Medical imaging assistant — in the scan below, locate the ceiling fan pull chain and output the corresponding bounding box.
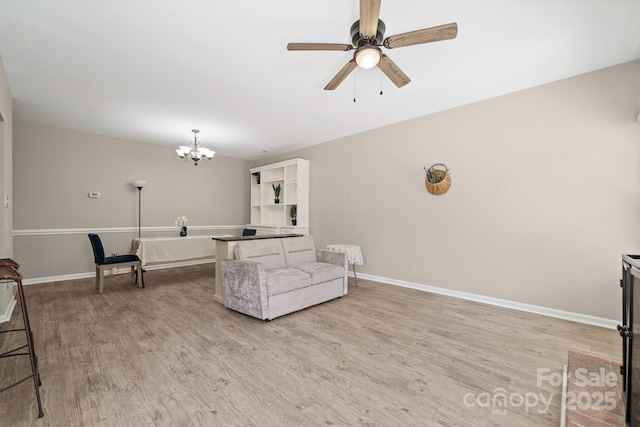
[380,70,383,95]
[353,70,357,102]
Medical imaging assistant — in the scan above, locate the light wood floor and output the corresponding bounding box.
[0,264,620,426]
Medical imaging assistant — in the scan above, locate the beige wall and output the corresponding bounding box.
[8,60,640,320]
[255,60,640,320]
[0,54,12,258]
[0,54,14,318]
[12,122,251,278]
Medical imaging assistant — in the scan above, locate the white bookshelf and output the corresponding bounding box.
[248,158,309,235]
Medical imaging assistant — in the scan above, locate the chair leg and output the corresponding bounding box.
[130,265,135,284]
[98,267,105,294]
[95,265,99,290]
[136,263,143,289]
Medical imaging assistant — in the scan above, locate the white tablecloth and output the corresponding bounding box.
[326,244,364,265]
[131,235,232,266]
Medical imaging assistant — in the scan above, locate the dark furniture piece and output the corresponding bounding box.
[242,228,257,236]
[620,254,640,427]
[0,258,43,418]
[88,233,143,293]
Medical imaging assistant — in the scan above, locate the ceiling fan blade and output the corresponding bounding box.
[359,0,381,38]
[287,43,353,51]
[377,54,410,88]
[383,22,458,49]
[324,60,357,90]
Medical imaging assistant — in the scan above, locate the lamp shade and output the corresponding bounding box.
[131,179,147,188]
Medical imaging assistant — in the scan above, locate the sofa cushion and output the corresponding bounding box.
[265,268,312,296]
[281,236,317,266]
[235,239,286,270]
[294,262,345,286]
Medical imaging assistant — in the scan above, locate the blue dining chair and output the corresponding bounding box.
[88,234,143,293]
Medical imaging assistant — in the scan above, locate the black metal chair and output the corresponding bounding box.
[242,228,257,236]
[0,259,44,418]
[88,234,143,293]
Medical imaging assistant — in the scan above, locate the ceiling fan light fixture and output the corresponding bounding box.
[287,1,458,90]
[355,46,381,69]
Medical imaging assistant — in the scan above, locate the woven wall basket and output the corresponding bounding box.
[425,168,451,195]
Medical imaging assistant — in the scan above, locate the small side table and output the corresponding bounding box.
[326,244,364,287]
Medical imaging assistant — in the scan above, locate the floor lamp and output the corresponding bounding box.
[131,180,146,238]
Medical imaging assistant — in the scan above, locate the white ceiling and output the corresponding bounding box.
[1,1,639,160]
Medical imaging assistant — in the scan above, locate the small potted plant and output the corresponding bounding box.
[272,183,281,204]
[252,172,261,184]
[424,163,451,195]
[175,216,188,236]
[290,204,297,226]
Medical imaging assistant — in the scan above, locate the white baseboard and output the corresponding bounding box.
[22,272,97,285]
[0,296,16,323]
[350,271,619,330]
[141,259,215,271]
[21,259,214,286]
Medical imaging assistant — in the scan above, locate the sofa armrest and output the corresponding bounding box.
[316,249,347,268]
[221,259,270,320]
[316,249,348,295]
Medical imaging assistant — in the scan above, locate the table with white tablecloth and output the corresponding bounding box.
[326,244,363,286]
[131,235,232,266]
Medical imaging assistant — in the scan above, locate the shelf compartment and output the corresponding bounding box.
[262,167,285,183]
[251,185,261,206]
[284,182,297,205]
[260,205,285,226]
[285,163,298,182]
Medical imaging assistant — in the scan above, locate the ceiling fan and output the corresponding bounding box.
[287,0,458,90]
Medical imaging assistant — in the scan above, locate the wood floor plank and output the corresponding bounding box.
[0,264,620,426]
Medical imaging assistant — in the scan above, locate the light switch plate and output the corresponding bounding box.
[88,192,101,198]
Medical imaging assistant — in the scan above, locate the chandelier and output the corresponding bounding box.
[176,129,215,166]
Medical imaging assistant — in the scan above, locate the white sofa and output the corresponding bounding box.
[221,236,348,320]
